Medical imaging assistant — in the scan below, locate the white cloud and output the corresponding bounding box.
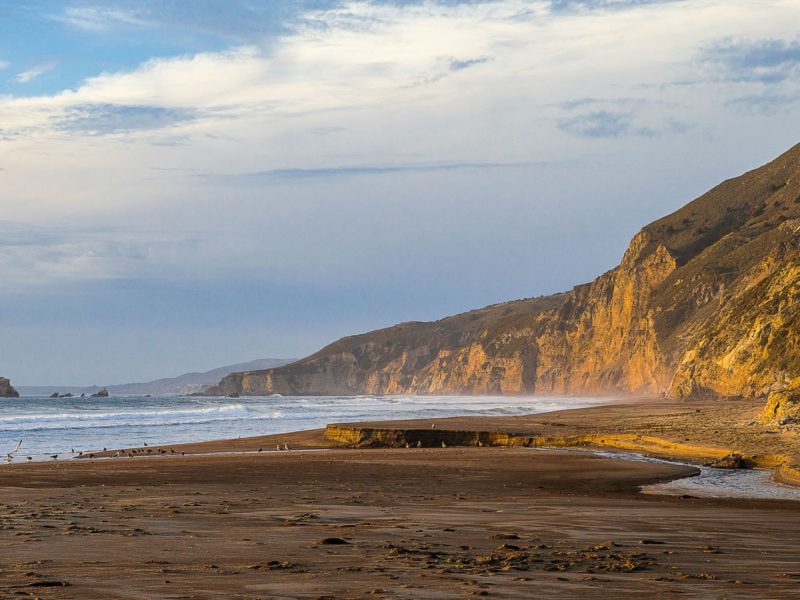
[0,221,236,289]
[0,0,799,287]
[53,6,146,32]
[16,61,57,83]
[4,1,796,135]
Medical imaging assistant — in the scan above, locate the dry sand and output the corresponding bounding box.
[2,399,800,599]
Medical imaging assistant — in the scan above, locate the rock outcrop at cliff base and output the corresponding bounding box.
[760,387,800,426]
[0,378,19,398]
[202,143,800,402]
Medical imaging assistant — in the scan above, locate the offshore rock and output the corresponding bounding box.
[0,378,20,398]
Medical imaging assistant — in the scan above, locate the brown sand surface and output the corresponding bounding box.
[2,444,800,599]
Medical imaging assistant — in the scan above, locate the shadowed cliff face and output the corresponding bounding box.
[204,144,800,400]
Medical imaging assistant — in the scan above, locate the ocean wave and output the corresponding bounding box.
[0,403,247,423]
[0,395,611,456]
[0,403,280,432]
[5,413,285,433]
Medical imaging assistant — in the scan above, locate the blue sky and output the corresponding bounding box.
[1,0,799,385]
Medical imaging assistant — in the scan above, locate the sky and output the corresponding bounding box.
[1,0,800,385]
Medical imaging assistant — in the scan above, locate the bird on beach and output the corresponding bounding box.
[258,448,263,452]
[143,442,149,447]
[50,454,58,460]
[7,439,23,461]
[283,444,290,451]
[276,444,281,451]
[26,456,32,461]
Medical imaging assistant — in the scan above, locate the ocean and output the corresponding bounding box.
[0,394,610,461]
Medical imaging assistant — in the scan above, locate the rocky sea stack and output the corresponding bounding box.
[0,378,20,398]
[202,144,800,404]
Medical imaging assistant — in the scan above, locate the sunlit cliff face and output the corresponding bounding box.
[203,144,800,401]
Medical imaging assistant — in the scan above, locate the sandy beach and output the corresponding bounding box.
[0,398,799,599]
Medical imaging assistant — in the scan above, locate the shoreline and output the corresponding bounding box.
[11,395,798,490]
[0,392,613,464]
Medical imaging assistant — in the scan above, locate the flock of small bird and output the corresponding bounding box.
[6,439,292,462]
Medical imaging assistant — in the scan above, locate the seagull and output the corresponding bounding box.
[143,442,149,447]
[276,444,281,451]
[50,454,58,460]
[283,444,289,451]
[26,456,32,461]
[7,439,22,460]
[258,448,263,453]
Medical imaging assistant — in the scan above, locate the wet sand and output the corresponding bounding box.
[2,398,800,598]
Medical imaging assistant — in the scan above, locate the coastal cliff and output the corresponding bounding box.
[203,144,800,400]
[0,378,19,398]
